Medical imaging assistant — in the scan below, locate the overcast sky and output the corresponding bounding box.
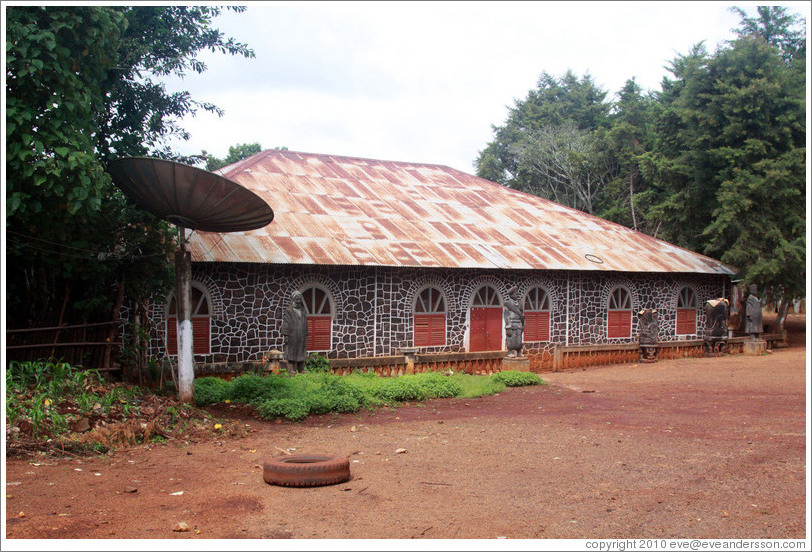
[164,1,810,173]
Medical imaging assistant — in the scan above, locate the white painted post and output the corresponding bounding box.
[175,244,194,403]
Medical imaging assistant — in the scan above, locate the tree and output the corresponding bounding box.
[204,142,264,171]
[699,34,806,330]
[475,70,612,196]
[643,11,806,331]
[729,5,806,64]
[600,79,657,232]
[6,6,254,333]
[511,121,613,215]
[638,43,719,251]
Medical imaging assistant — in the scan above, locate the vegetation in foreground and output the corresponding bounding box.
[5,360,244,457]
[194,368,545,422]
[5,360,544,456]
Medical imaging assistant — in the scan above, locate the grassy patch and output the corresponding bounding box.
[195,369,545,422]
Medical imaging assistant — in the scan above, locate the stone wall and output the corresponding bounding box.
[145,264,728,367]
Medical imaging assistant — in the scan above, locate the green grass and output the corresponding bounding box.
[194,369,546,422]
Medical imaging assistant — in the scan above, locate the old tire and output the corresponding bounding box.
[263,454,351,487]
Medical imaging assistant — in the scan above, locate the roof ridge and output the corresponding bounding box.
[267,148,460,171]
[216,149,280,177]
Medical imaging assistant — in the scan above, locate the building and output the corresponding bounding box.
[146,149,734,373]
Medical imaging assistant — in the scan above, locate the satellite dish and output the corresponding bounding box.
[108,157,273,232]
[107,156,274,404]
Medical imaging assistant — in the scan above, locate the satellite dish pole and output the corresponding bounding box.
[175,228,194,403]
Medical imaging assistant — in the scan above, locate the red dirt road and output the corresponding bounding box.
[4,318,808,543]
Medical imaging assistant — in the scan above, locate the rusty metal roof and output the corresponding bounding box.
[187,149,733,275]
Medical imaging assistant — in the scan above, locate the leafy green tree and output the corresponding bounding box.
[6,6,254,330]
[699,34,806,327]
[644,10,806,329]
[600,79,657,232]
[475,70,612,196]
[638,43,719,251]
[511,121,613,214]
[729,5,806,64]
[204,142,264,171]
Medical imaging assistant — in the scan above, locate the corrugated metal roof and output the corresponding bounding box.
[188,150,734,275]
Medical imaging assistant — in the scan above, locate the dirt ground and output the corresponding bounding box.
[4,315,808,543]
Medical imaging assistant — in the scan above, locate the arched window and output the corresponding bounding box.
[413,287,446,347]
[469,285,502,351]
[524,287,551,342]
[607,286,632,339]
[302,285,332,352]
[676,286,698,335]
[472,285,501,308]
[167,284,211,355]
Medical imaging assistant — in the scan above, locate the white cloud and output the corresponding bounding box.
[163,1,810,173]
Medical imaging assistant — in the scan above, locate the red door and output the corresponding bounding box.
[470,307,502,351]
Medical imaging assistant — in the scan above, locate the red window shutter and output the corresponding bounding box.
[192,316,210,355]
[676,308,696,335]
[166,316,210,355]
[414,315,430,347]
[415,314,446,347]
[307,315,332,351]
[167,317,177,355]
[525,311,550,342]
[608,310,632,339]
[429,314,446,346]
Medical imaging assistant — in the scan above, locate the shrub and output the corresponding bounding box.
[417,372,463,398]
[328,394,361,413]
[197,366,542,424]
[255,397,311,421]
[445,374,504,398]
[372,376,429,403]
[320,375,368,404]
[228,373,287,403]
[302,392,333,415]
[491,370,545,387]
[305,353,331,373]
[194,377,231,406]
[304,391,361,415]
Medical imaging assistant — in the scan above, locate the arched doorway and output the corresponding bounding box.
[607,286,632,339]
[469,285,502,351]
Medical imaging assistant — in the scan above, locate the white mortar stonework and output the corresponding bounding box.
[142,264,726,370]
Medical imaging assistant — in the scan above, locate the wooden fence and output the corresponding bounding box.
[5,322,122,372]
